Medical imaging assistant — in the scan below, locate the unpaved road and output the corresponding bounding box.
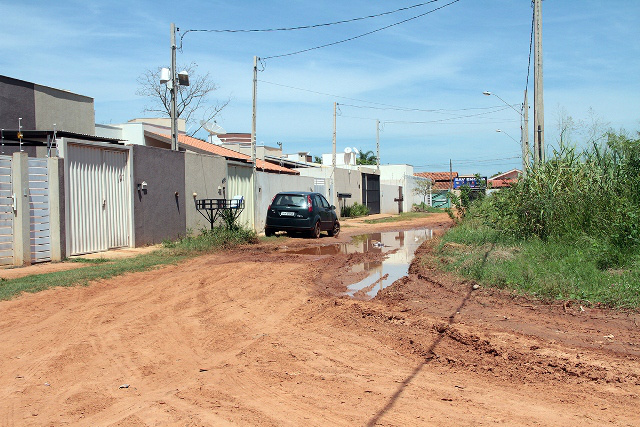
[1,213,639,426]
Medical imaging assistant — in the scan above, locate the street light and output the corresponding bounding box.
[496,129,519,144]
[483,91,530,176]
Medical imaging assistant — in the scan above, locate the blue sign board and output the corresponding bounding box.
[453,177,487,189]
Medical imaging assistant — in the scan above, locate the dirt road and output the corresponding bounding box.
[1,213,639,426]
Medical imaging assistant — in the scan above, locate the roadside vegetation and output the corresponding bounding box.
[424,130,640,308]
[0,226,258,301]
[341,202,370,218]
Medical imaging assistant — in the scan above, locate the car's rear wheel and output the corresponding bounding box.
[328,220,340,237]
[310,220,321,238]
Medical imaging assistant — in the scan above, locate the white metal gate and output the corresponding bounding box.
[28,158,51,263]
[0,155,13,266]
[67,143,131,255]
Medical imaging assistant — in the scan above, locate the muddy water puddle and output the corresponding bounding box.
[286,228,434,299]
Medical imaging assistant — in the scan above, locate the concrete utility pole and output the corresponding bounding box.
[251,56,258,168]
[332,102,337,209]
[170,23,178,151]
[522,89,530,176]
[251,56,258,230]
[533,0,545,164]
[376,119,380,172]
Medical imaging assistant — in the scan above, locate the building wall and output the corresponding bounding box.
[298,166,363,209]
[0,75,36,130]
[34,84,94,134]
[254,171,316,231]
[380,184,401,214]
[184,152,227,233]
[132,145,186,245]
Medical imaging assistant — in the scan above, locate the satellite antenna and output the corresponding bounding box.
[353,147,360,155]
[201,120,226,135]
[344,147,352,154]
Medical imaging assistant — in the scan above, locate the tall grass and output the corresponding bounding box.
[430,130,640,308]
[487,131,640,268]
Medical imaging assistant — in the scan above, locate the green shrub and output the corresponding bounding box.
[341,202,369,218]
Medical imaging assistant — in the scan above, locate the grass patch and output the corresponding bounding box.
[429,224,640,309]
[68,257,111,264]
[0,226,258,301]
[364,211,439,224]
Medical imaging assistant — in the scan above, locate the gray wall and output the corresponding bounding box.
[0,75,94,134]
[0,75,36,130]
[184,151,228,233]
[255,171,316,231]
[132,145,186,246]
[34,84,95,134]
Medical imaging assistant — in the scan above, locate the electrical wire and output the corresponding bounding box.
[181,1,439,39]
[337,102,517,115]
[262,0,461,60]
[525,5,534,95]
[259,80,509,116]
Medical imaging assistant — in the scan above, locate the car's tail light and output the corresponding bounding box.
[268,195,276,211]
[307,195,313,212]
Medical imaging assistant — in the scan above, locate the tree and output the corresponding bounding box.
[413,178,432,204]
[356,149,377,165]
[314,155,323,164]
[136,63,229,136]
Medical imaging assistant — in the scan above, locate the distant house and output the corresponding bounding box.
[488,169,521,190]
[414,171,458,208]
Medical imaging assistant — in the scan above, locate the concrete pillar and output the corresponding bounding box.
[48,157,64,261]
[12,152,30,266]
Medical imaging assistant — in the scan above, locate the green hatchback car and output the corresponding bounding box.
[264,191,340,238]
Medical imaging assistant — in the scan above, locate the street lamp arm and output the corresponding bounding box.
[483,91,523,117]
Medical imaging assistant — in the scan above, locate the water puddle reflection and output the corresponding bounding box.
[285,228,434,299]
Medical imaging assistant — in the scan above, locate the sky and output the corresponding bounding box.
[2,0,639,176]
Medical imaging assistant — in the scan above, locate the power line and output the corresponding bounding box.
[263,0,461,59]
[181,1,439,38]
[525,5,535,93]
[383,106,514,124]
[259,80,510,116]
[337,102,516,115]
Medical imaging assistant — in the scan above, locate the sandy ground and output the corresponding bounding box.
[1,212,639,426]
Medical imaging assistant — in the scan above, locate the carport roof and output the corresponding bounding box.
[0,129,122,145]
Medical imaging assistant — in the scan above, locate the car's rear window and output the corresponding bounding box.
[272,194,307,207]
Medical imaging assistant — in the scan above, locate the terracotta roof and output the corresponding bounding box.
[488,178,516,188]
[147,132,298,175]
[490,169,521,181]
[414,171,457,191]
[415,171,458,182]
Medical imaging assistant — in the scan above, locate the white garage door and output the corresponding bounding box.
[67,143,131,255]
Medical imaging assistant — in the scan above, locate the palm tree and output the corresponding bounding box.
[356,149,377,165]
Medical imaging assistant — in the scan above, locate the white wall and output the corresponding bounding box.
[95,122,146,145]
[380,183,401,214]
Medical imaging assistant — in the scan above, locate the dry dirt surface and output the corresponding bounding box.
[1,213,639,426]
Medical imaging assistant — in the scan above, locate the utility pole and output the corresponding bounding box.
[449,159,453,191]
[376,119,380,172]
[332,102,337,209]
[170,23,178,151]
[251,56,258,230]
[522,89,530,177]
[533,0,544,164]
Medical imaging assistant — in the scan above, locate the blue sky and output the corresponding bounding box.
[2,0,639,175]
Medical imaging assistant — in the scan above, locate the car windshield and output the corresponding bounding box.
[272,194,307,208]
